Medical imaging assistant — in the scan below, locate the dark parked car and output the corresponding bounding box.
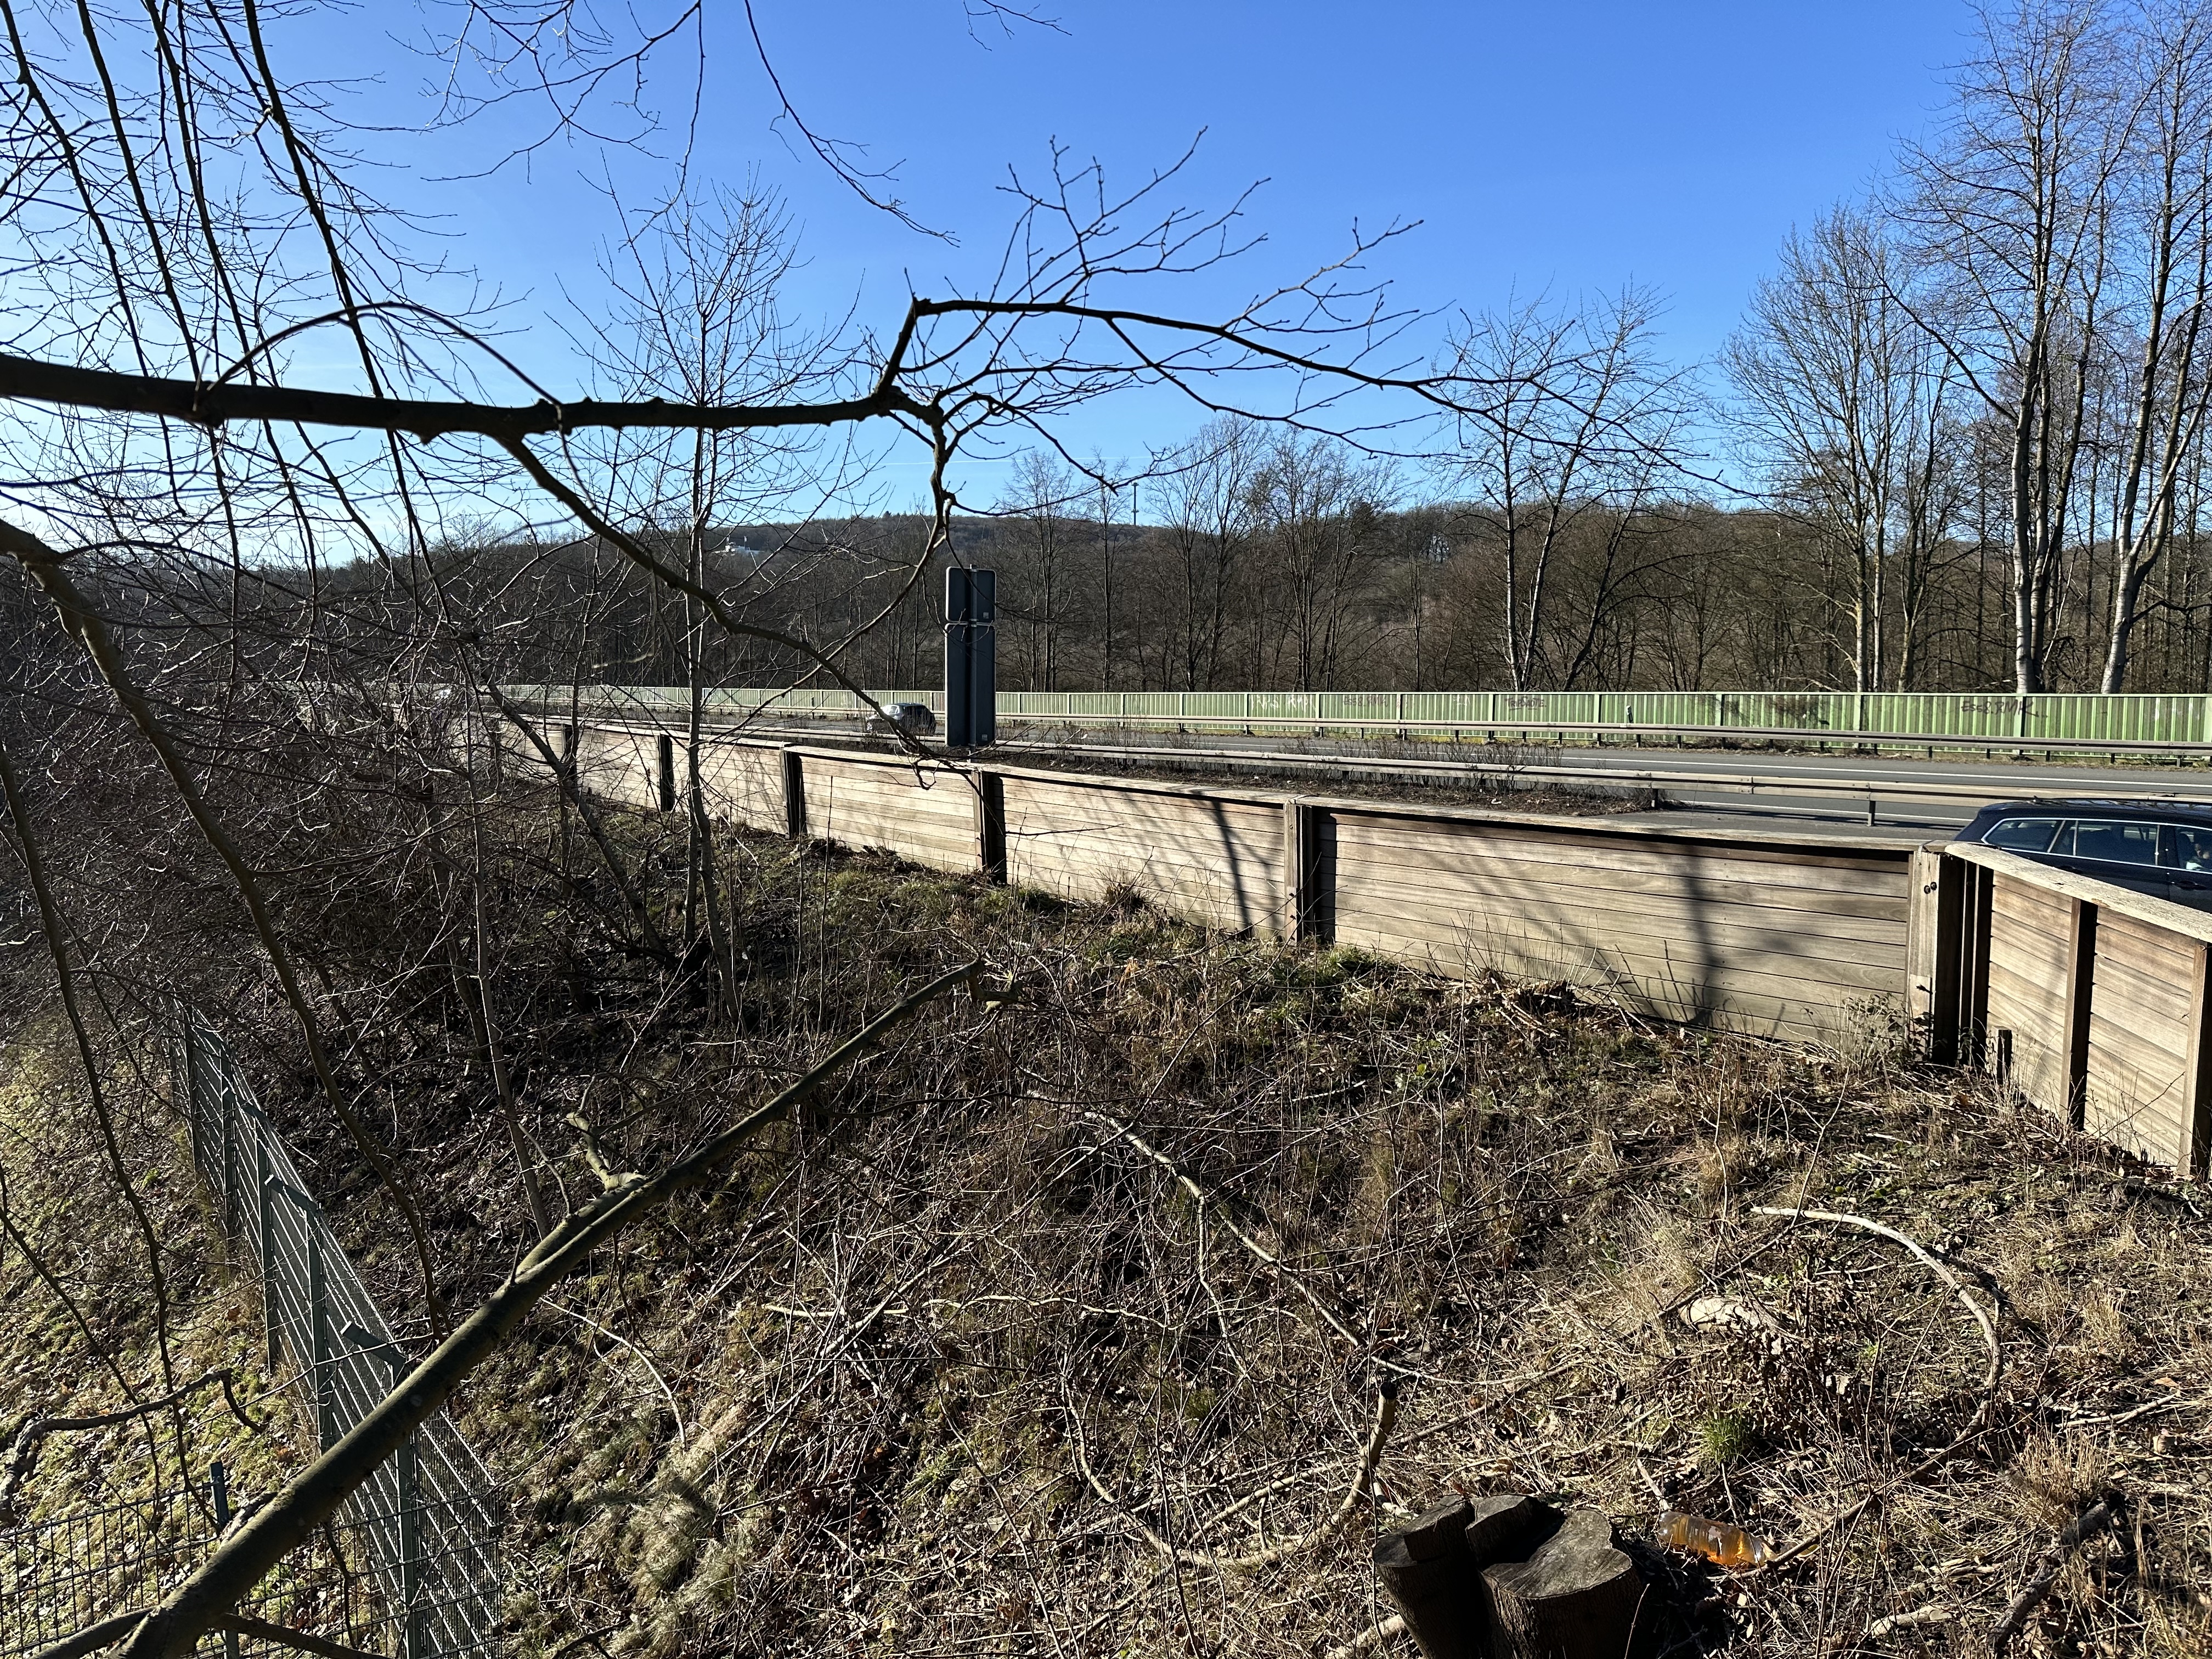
[1956,798,2212,908]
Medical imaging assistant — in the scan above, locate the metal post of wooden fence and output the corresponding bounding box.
[656,733,676,812]
[1281,800,1319,945]
[974,769,1006,883]
[781,748,806,840]
[2060,900,2098,1131]
[1965,862,1994,1069]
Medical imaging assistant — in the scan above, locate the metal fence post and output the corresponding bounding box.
[350,1329,424,1659]
[219,1076,237,1235]
[179,1015,202,1169]
[308,1217,331,1449]
[392,1359,424,1659]
[256,1132,278,1370]
[211,1462,240,1659]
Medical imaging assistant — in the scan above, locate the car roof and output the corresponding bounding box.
[1977,798,2212,821]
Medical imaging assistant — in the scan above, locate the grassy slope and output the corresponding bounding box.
[0,1012,308,1636]
[7,805,2209,1659]
[292,828,2212,1659]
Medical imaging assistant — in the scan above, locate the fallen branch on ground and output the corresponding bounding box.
[83,961,990,1659]
[1750,1206,2001,1407]
[1,1370,257,1524]
[1989,1494,2124,1654]
[38,1611,381,1659]
[1746,1205,2006,1571]
[1322,1613,1408,1659]
[1066,1379,1398,1572]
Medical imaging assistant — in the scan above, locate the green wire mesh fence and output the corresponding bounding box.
[173,1007,503,1658]
[0,1013,506,1659]
[505,685,2212,753]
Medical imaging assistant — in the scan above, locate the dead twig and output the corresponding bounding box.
[1989,1493,2124,1654]
[1751,1206,2001,1408]
[1068,1380,1399,1572]
[1,1370,243,1524]
[1322,1613,1409,1659]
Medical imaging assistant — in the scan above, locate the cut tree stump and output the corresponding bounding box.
[1375,1494,1642,1659]
[1480,1507,1643,1659]
[1373,1498,1481,1659]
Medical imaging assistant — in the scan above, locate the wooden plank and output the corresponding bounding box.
[1330,869,1908,946]
[1330,816,1907,891]
[1328,903,1905,998]
[1005,796,1287,930]
[1329,843,1911,924]
[1331,883,1906,972]
[1985,879,2073,1121]
[1006,808,1285,859]
[1329,926,1861,1040]
[2092,913,2200,979]
[2087,908,2200,1169]
[694,747,787,831]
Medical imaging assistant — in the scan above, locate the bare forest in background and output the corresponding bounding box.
[433,0,2212,699]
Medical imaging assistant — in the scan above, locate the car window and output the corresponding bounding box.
[2162,824,2212,871]
[2068,819,2162,867]
[1984,816,2061,853]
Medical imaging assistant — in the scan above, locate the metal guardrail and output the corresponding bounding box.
[507,685,2212,756]
[174,1009,501,1658]
[976,738,2212,813]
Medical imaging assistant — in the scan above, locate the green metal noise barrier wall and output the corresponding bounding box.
[175,1009,503,1658]
[510,686,2212,751]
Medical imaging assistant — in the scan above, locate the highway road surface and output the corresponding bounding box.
[729,715,2212,843]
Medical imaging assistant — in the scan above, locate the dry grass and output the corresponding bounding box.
[8,792,2210,1659]
[257,816,2211,1659]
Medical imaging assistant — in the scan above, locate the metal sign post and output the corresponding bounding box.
[944,567,996,748]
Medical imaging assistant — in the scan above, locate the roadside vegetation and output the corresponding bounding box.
[10,785,2207,1658]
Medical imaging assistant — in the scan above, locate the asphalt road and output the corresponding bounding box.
[733,715,2212,842]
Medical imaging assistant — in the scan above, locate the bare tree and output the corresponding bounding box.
[1729,207,1969,691]
[1893,0,2136,692]
[1246,432,1397,690]
[2099,0,2212,687]
[1151,417,1259,691]
[1444,287,1695,690]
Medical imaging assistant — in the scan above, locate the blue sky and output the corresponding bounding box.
[339,1,1985,507]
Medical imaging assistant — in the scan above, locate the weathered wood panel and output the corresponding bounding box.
[573,725,659,811]
[2085,912,2196,1165]
[1001,773,1288,936]
[1983,874,2074,1120]
[1323,809,1910,1041]
[694,741,789,833]
[803,751,979,874]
